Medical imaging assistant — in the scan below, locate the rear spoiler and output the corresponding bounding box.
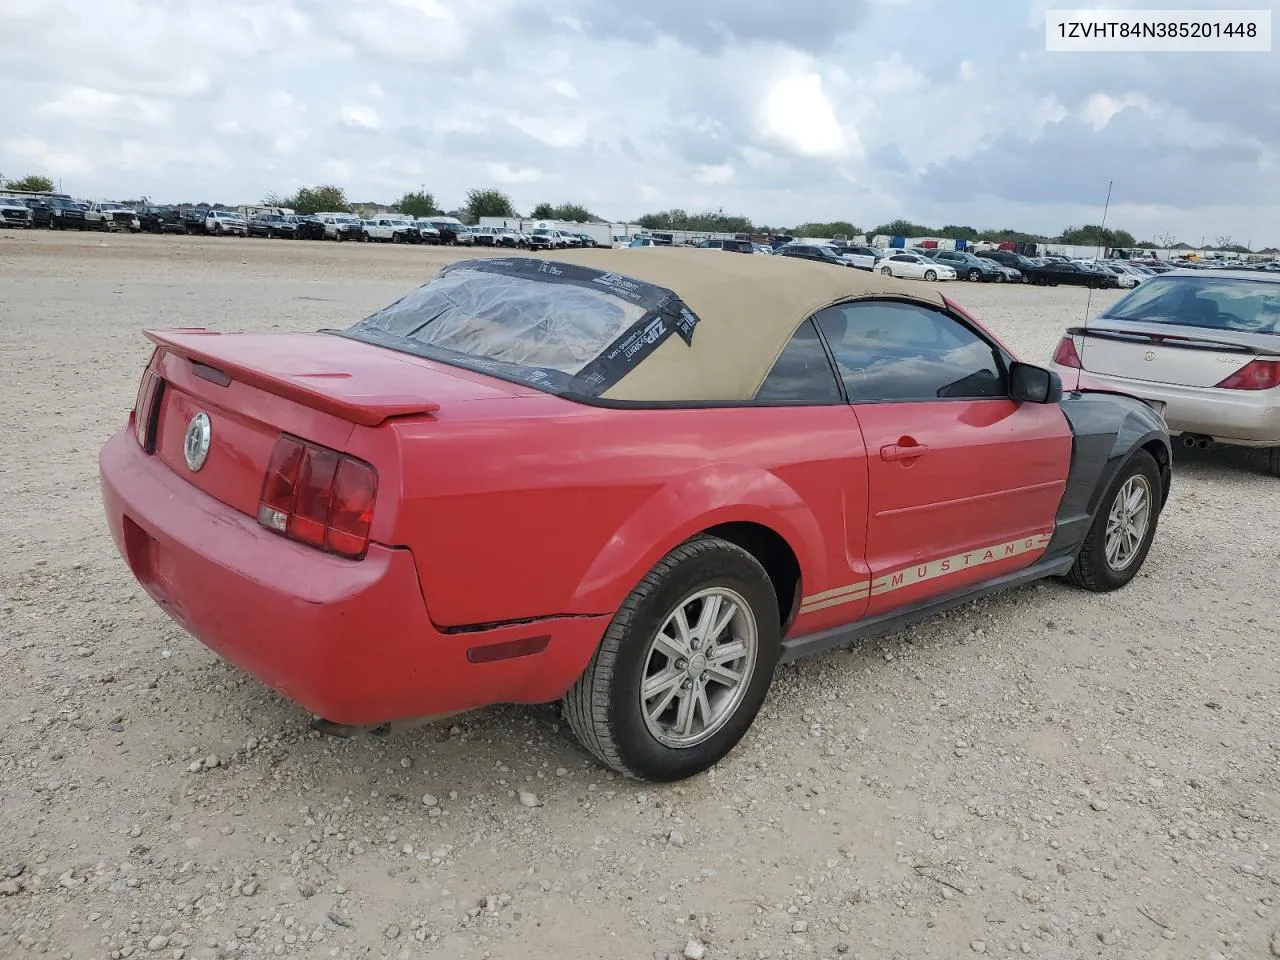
[144,328,441,427]
[1066,325,1280,357]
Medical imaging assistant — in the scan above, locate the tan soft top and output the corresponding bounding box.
[538,247,948,402]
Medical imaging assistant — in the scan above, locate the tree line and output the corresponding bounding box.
[4,172,1253,251]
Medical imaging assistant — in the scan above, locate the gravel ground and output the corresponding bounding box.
[1,230,1277,960]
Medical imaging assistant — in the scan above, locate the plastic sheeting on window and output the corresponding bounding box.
[351,266,647,375]
[340,258,701,397]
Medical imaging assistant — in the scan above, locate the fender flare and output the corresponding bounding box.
[567,463,828,616]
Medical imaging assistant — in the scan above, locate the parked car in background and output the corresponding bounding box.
[99,249,1170,781]
[205,209,248,236]
[529,228,569,250]
[178,208,208,234]
[286,214,327,241]
[877,252,957,281]
[412,221,441,244]
[248,213,299,239]
[925,249,1003,282]
[362,217,421,244]
[697,238,756,254]
[316,214,363,241]
[1023,260,1116,288]
[86,202,141,232]
[831,244,884,270]
[470,225,498,246]
[1050,270,1280,473]
[30,196,91,230]
[0,195,34,228]
[978,258,1025,283]
[627,236,661,248]
[488,226,522,248]
[424,217,471,244]
[775,243,854,268]
[981,249,1039,274]
[137,205,184,234]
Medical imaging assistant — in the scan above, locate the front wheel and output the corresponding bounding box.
[1068,450,1162,592]
[924,269,937,281]
[563,536,780,781]
[967,268,981,281]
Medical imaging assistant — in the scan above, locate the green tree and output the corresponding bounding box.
[395,190,438,218]
[938,224,978,241]
[530,202,597,222]
[636,208,756,235]
[1059,224,1136,248]
[794,221,861,238]
[465,188,517,222]
[5,174,55,192]
[975,227,1044,245]
[287,185,350,215]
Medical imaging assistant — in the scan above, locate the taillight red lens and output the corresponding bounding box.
[1214,359,1280,390]
[132,364,164,452]
[257,436,378,559]
[1052,336,1082,368]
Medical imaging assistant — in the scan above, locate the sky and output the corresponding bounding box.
[1,0,1276,245]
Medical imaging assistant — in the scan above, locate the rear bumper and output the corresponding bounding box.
[1050,365,1280,445]
[99,427,609,724]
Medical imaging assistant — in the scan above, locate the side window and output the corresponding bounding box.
[891,255,911,262]
[814,301,1005,403]
[754,319,844,404]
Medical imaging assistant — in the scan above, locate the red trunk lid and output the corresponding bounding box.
[142,329,536,519]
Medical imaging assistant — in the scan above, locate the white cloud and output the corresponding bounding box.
[486,162,542,184]
[759,73,850,158]
[549,79,579,99]
[340,103,381,130]
[696,163,734,185]
[1079,92,1153,131]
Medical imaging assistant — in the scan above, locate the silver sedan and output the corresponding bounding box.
[1049,270,1280,474]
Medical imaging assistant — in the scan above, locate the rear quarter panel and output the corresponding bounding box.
[357,397,869,628]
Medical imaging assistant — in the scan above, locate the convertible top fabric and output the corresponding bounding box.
[540,248,948,402]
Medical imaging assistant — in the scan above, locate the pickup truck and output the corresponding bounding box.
[86,202,141,232]
[0,196,34,228]
[361,217,421,243]
[316,214,363,241]
[831,244,883,270]
[205,209,248,236]
[137,206,185,233]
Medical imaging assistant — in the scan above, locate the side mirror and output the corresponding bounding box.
[1009,361,1063,404]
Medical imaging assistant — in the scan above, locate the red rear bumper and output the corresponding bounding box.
[99,427,608,725]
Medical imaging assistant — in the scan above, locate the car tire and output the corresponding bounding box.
[1068,449,1162,592]
[563,535,781,782]
[967,268,980,281]
[924,269,937,281]
[1265,447,1280,478]
[213,223,223,236]
[880,266,893,276]
[996,273,1006,283]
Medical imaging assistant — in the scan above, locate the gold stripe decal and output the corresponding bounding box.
[799,532,1053,614]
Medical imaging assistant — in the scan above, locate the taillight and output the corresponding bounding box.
[1214,358,1280,390]
[256,436,378,559]
[1052,336,1082,369]
[132,361,164,452]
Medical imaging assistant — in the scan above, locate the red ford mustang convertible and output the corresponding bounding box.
[100,250,1171,781]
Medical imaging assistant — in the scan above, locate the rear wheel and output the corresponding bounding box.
[1068,450,1162,591]
[880,266,893,276]
[564,536,780,781]
[1266,447,1280,478]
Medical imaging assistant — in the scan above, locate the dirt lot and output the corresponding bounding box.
[1,230,1276,960]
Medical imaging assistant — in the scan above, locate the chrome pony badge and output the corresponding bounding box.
[184,412,212,472]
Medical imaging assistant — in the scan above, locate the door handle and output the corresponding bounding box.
[880,440,929,462]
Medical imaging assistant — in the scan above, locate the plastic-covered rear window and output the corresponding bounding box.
[338,258,700,396]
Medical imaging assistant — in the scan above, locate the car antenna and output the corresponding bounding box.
[1073,178,1113,394]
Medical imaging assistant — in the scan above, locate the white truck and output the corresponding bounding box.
[86,202,141,232]
[361,217,421,243]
